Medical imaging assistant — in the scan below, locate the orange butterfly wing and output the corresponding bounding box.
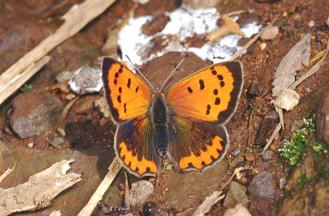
[166,62,243,124]
[115,115,160,177]
[102,58,159,177]
[102,58,152,123]
[166,61,243,171]
[168,116,228,172]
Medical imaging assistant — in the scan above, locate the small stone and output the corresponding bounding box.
[125,180,154,208]
[94,98,110,119]
[223,181,249,208]
[223,204,252,216]
[326,16,329,27]
[247,82,263,97]
[274,89,300,111]
[141,202,158,216]
[259,42,267,50]
[279,178,286,189]
[27,142,34,148]
[10,91,63,139]
[231,148,240,157]
[57,128,66,137]
[316,94,329,145]
[261,26,279,40]
[49,136,64,147]
[245,154,256,162]
[248,170,276,199]
[69,65,102,95]
[308,20,315,28]
[55,70,73,83]
[261,150,273,161]
[65,93,76,100]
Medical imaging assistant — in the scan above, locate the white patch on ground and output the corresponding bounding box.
[118,5,261,65]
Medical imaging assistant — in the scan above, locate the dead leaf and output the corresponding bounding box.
[272,33,311,96]
[0,160,80,216]
[206,15,245,42]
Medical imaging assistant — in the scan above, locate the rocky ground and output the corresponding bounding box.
[0,0,328,215]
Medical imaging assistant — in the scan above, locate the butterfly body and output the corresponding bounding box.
[150,93,170,158]
[102,56,243,177]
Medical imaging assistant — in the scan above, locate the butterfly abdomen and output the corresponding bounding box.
[151,96,169,158]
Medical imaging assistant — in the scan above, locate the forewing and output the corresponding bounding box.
[168,116,229,171]
[115,115,160,177]
[166,61,243,124]
[102,57,152,123]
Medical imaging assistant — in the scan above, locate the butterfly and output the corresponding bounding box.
[101,56,243,177]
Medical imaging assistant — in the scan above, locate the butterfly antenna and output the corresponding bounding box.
[125,55,156,92]
[159,53,189,92]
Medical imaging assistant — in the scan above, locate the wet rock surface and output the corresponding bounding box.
[10,90,63,139]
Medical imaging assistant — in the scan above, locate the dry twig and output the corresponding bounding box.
[0,165,15,184]
[0,0,117,105]
[78,157,122,216]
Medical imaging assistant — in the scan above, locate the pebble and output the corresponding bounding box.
[260,26,279,40]
[223,181,249,208]
[223,204,252,216]
[69,65,102,95]
[49,136,64,147]
[27,142,34,148]
[316,94,329,145]
[326,16,329,27]
[55,70,73,83]
[231,148,240,157]
[274,89,300,111]
[279,178,287,189]
[245,154,256,162]
[261,150,273,161]
[10,91,63,139]
[248,170,276,199]
[141,202,158,216]
[57,128,66,137]
[94,98,110,119]
[308,20,315,28]
[125,180,154,208]
[259,42,267,50]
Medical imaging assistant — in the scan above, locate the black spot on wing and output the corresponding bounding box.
[117,95,121,103]
[199,79,205,90]
[188,87,193,93]
[135,86,139,93]
[213,89,218,95]
[206,104,211,115]
[127,78,131,88]
[217,74,224,80]
[220,81,225,87]
[118,87,122,93]
[214,97,221,105]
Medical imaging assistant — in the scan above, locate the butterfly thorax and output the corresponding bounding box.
[150,93,170,158]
